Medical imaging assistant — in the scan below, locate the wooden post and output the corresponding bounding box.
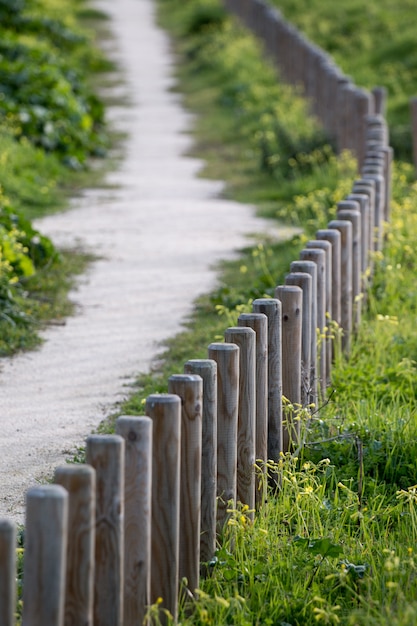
[224,326,256,516]
[86,435,125,626]
[168,375,202,597]
[208,343,239,531]
[275,285,302,452]
[285,272,312,407]
[252,298,283,463]
[306,239,333,386]
[290,260,318,406]
[145,394,181,622]
[238,313,268,507]
[411,97,417,177]
[316,229,342,327]
[184,359,217,565]
[337,201,362,330]
[362,172,385,251]
[54,465,96,626]
[115,416,152,626]
[355,88,372,168]
[298,248,326,399]
[353,179,376,264]
[22,485,68,626]
[373,86,387,116]
[364,147,393,224]
[0,519,16,626]
[328,220,353,354]
[347,193,370,277]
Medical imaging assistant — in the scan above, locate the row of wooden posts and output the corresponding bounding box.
[0,4,394,626]
[224,0,417,172]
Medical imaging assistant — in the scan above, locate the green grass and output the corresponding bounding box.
[96,1,417,624]
[0,0,112,355]
[268,0,417,161]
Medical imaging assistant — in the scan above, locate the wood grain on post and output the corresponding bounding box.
[252,298,282,463]
[305,240,332,386]
[168,375,202,597]
[362,172,385,251]
[22,485,68,626]
[411,97,417,176]
[353,179,376,264]
[337,201,362,330]
[145,394,181,622]
[285,272,312,407]
[329,220,353,354]
[355,88,372,168]
[290,260,318,406]
[339,82,357,156]
[0,519,16,626]
[115,416,152,626]
[306,240,332,321]
[316,229,342,327]
[86,434,124,626]
[184,359,217,565]
[275,285,302,452]
[365,147,393,223]
[299,248,326,397]
[225,326,256,516]
[347,193,370,277]
[238,313,268,507]
[54,465,96,626]
[208,343,239,531]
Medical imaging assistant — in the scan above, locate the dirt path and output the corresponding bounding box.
[0,0,284,522]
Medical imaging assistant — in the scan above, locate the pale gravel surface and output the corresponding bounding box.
[0,0,290,523]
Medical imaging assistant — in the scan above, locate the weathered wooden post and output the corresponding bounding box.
[54,465,96,626]
[316,229,341,326]
[252,298,283,464]
[22,485,68,626]
[115,416,152,626]
[208,342,239,531]
[328,219,353,354]
[275,285,303,451]
[355,88,373,168]
[353,178,376,263]
[145,394,181,623]
[347,193,370,279]
[225,326,256,516]
[285,272,312,407]
[238,312,268,507]
[337,200,362,330]
[373,86,387,116]
[411,97,417,177]
[184,359,217,565]
[0,519,16,626]
[362,171,385,251]
[86,434,124,626]
[306,239,333,383]
[364,147,393,224]
[168,375,202,597]
[290,260,318,406]
[300,247,327,395]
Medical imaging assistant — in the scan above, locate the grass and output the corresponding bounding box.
[0,0,112,354]
[268,0,417,162]
[94,1,417,624]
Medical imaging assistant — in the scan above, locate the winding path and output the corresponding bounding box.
[0,0,281,522]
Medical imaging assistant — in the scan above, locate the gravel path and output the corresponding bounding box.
[0,0,285,522]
